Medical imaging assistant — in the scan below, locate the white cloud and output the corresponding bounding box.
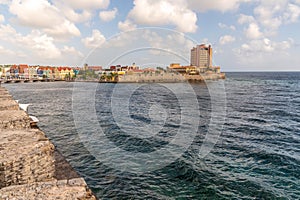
[53,0,110,23]
[9,0,81,39]
[245,23,263,39]
[99,8,118,22]
[219,35,236,45]
[19,30,62,59]
[0,24,17,37]
[236,1,300,41]
[230,25,236,31]
[62,46,84,58]
[187,0,250,12]
[60,0,109,10]
[0,0,9,4]
[234,37,295,67]
[0,46,14,55]
[253,1,300,29]
[118,19,137,32]
[239,38,293,54]
[0,24,61,59]
[127,0,197,33]
[9,0,62,27]
[0,24,86,63]
[82,29,106,48]
[237,1,300,39]
[283,3,300,23]
[103,30,139,49]
[0,15,4,23]
[140,30,195,59]
[238,14,255,24]
[55,3,92,23]
[253,2,283,32]
[218,23,236,30]
[43,21,80,39]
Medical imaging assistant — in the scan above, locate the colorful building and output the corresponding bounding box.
[57,67,75,80]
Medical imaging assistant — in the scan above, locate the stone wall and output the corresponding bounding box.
[117,72,225,83]
[0,94,13,100]
[0,130,55,188]
[0,87,97,200]
[119,72,186,83]
[0,88,12,100]
[0,100,20,111]
[0,110,31,129]
[0,178,96,200]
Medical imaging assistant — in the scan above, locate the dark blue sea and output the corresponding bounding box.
[4,72,300,199]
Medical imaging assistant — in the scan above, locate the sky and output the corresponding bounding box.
[0,0,300,71]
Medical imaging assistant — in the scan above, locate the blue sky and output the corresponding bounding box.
[0,0,300,71]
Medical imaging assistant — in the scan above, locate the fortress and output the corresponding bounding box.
[114,44,225,83]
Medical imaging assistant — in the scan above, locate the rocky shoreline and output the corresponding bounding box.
[0,86,97,200]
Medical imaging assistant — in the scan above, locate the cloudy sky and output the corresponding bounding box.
[0,0,300,71]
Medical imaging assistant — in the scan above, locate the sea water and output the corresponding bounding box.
[5,72,300,199]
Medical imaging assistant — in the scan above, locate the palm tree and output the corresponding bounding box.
[110,72,118,81]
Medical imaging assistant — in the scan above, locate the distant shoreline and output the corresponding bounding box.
[1,72,226,84]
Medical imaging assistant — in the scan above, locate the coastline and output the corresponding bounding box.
[98,72,225,83]
[0,86,97,199]
[1,72,225,85]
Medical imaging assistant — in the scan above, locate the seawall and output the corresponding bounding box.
[0,86,97,199]
[112,72,225,83]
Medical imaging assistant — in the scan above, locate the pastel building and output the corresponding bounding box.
[28,66,38,78]
[57,67,75,80]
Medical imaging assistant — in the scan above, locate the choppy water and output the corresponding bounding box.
[4,72,300,199]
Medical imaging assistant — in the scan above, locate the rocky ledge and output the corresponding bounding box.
[0,86,97,200]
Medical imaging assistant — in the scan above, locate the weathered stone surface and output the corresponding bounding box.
[0,91,9,96]
[0,91,9,94]
[0,87,98,200]
[118,72,186,83]
[0,178,97,200]
[116,72,226,83]
[0,110,31,129]
[0,99,19,111]
[0,87,8,91]
[0,94,13,100]
[0,129,55,188]
[0,88,12,100]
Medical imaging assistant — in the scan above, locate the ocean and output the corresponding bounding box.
[4,72,300,199]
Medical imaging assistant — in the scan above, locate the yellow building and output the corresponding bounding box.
[57,67,75,80]
[169,63,181,69]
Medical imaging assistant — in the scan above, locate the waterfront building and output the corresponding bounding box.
[57,67,75,80]
[87,66,102,71]
[18,64,28,78]
[38,67,55,79]
[168,44,222,75]
[190,44,212,68]
[169,63,181,68]
[28,66,38,79]
[110,66,117,71]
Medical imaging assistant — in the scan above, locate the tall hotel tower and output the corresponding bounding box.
[190,44,213,68]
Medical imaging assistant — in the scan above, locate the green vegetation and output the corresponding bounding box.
[100,72,118,82]
[78,69,98,79]
[156,67,166,72]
